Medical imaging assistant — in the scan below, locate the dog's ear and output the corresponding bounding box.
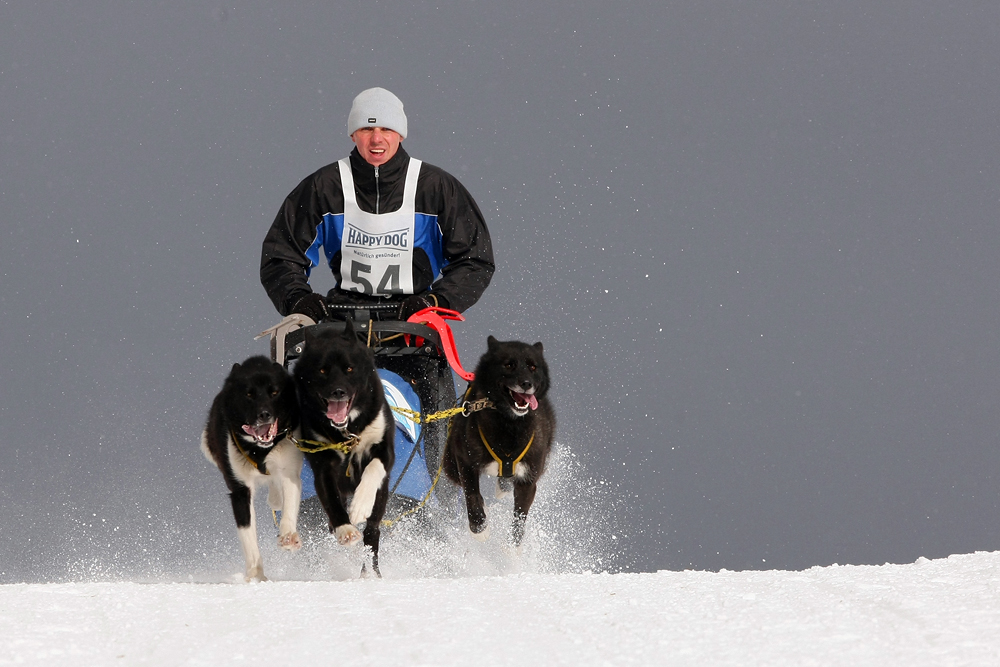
[343,318,357,339]
[533,342,544,353]
[487,335,499,351]
[231,362,242,373]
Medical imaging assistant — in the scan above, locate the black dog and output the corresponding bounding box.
[293,321,395,576]
[443,336,555,547]
[200,356,303,582]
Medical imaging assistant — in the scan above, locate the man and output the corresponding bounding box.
[261,88,493,511]
[261,87,494,323]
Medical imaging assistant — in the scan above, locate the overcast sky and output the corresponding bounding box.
[2,1,1000,580]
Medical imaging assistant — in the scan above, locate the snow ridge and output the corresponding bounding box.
[2,552,999,665]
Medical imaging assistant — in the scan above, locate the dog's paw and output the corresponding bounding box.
[244,566,268,583]
[334,524,362,546]
[278,531,302,551]
[470,523,491,542]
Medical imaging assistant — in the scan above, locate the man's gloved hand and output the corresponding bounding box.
[325,289,359,306]
[398,294,438,321]
[291,293,330,323]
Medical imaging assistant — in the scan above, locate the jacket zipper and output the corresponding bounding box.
[374,166,380,213]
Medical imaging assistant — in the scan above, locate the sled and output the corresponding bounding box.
[257,305,475,525]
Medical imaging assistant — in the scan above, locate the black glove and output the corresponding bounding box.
[325,289,361,306]
[290,293,330,322]
[398,294,439,320]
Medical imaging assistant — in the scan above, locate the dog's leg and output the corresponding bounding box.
[230,483,266,582]
[360,477,389,578]
[511,480,538,547]
[313,457,361,546]
[360,528,381,580]
[267,483,283,511]
[348,459,386,526]
[457,462,490,541]
[273,446,303,551]
[275,475,303,551]
[441,439,459,482]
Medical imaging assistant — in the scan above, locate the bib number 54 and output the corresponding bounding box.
[350,260,402,295]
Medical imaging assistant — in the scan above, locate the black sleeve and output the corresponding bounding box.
[426,171,495,313]
[260,168,344,315]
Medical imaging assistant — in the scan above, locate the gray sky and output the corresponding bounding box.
[2,1,1000,579]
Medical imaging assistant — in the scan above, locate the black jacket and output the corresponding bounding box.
[261,146,494,315]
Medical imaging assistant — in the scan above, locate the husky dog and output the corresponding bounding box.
[200,356,303,582]
[293,321,395,576]
[443,336,555,546]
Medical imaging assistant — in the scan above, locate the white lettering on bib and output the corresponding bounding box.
[338,158,421,295]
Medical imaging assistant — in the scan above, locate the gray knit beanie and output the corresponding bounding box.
[348,87,408,138]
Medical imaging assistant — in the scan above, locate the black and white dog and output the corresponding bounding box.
[293,321,395,576]
[200,356,303,582]
[443,336,555,546]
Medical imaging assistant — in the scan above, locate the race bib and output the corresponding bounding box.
[337,158,421,295]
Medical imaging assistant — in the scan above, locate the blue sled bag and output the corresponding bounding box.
[300,369,432,502]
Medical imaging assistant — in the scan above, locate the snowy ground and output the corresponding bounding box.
[1,551,999,665]
[3,450,999,665]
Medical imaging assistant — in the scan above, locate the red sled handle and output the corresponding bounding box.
[406,307,475,381]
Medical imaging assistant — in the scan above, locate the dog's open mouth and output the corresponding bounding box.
[508,389,538,416]
[242,420,279,445]
[326,396,354,429]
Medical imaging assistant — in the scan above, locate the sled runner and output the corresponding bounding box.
[258,305,474,524]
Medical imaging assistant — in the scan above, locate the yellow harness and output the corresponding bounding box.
[290,433,361,478]
[477,424,534,478]
[290,434,359,455]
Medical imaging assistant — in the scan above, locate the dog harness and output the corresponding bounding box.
[477,424,535,478]
[337,157,422,296]
[290,433,359,455]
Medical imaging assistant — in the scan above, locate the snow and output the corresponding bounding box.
[2,552,1000,665]
[3,452,998,665]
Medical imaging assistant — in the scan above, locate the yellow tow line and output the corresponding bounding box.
[378,404,458,528]
[381,462,444,528]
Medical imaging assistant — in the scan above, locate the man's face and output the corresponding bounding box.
[351,127,402,167]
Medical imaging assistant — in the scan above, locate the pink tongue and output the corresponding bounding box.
[243,422,278,441]
[514,393,539,410]
[326,400,350,424]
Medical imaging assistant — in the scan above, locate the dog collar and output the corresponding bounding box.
[461,397,494,416]
[477,424,534,478]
